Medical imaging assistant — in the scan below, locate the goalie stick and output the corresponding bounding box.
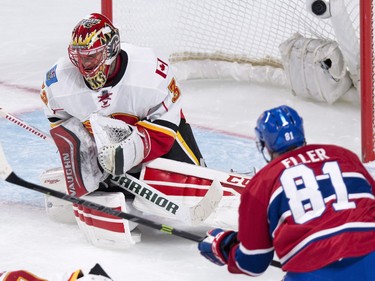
[0,113,282,269]
[0,143,282,269]
[0,108,223,225]
[110,173,223,225]
[0,142,202,241]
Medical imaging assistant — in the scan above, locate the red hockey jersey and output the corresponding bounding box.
[227,144,375,275]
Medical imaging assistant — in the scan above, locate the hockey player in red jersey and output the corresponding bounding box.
[198,105,375,280]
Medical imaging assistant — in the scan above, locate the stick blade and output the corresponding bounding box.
[188,179,223,225]
[0,143,13,180]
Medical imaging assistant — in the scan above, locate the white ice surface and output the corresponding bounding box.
[0,1,362,280]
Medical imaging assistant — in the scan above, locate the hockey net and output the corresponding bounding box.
[101,0,375,162]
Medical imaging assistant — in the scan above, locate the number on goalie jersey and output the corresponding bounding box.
[40,13,205,195]
[198,105,375,281]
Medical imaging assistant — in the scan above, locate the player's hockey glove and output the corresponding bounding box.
[198,228,238,266]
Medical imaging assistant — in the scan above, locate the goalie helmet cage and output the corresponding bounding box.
[101,0,375,163]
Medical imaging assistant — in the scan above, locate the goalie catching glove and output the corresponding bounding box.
[90,113,151,176]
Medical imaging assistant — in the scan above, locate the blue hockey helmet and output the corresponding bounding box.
[255,105,305,156]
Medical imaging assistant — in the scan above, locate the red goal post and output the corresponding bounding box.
[360,0,375,162]
[101,0,375,163]
[101,0,112,22]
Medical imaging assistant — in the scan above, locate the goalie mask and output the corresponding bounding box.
[68,13,121,90]
[254,105,305,161]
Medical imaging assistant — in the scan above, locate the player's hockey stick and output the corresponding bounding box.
[0,108,54,143]
[0,114,282,269]
[0,108,223,225]
[0,142,203,242]
[0,142,282,269]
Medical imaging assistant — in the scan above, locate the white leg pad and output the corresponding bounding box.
[40,167,76,224]
[73,191,141,249]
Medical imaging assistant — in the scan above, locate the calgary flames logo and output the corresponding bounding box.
[97,90,112,108]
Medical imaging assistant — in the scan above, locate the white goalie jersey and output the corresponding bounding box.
[41,43,203,169]
[39,42,209,248]
[41,42,180,129]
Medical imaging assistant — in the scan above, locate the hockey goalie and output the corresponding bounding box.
[40,115,249,249]
[41,157,249,246]
[39,13,249,249]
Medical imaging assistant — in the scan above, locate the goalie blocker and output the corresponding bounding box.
[49,117,105,197]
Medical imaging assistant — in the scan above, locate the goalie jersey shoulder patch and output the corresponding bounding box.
[45,64,58,87]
